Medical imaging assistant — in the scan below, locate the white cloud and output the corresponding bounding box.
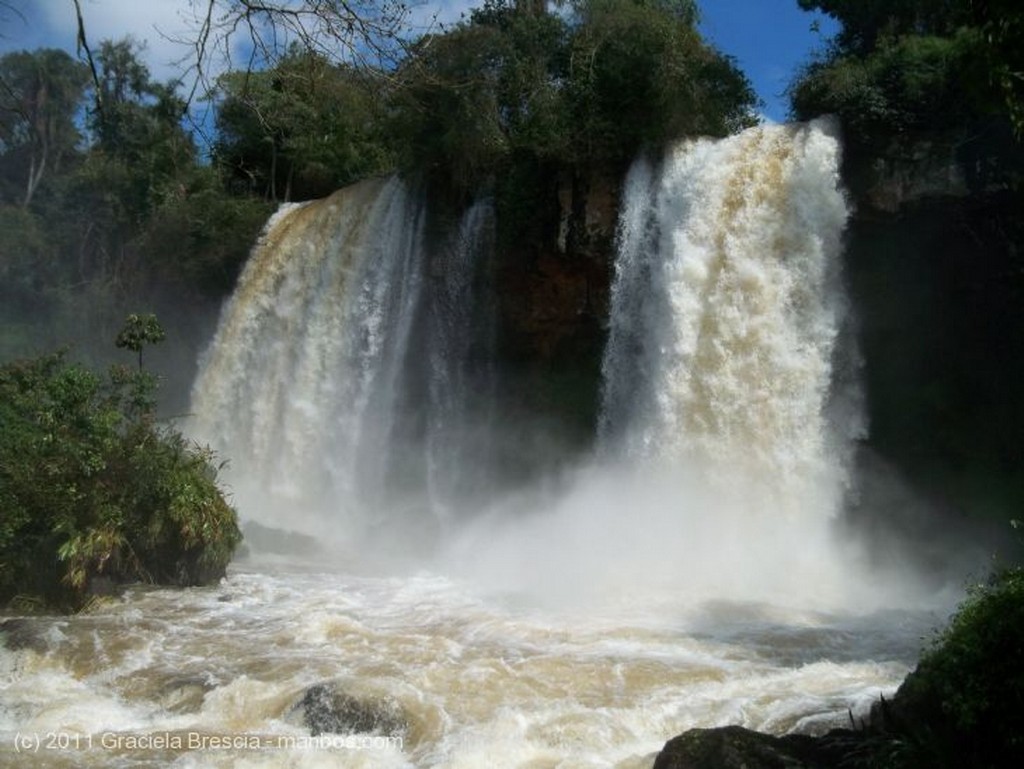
[35,0,198,83]
[408,0,479,32]
[5,0,485,87]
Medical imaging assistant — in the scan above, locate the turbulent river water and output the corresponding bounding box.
[0,554,944,768]
[0,120,967,767]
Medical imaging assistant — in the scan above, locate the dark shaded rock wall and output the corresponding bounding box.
[491,170,618,469]
[841,124,1024,520]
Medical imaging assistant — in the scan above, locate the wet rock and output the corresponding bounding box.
[159,676,215,714]
[293,684,406,737]
[653,725,868,769]
[0,618,49,654]
[654,726,809,769]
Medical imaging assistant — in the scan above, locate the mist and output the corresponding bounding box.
[188,119,987,626]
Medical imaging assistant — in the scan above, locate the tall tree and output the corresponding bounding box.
[214,47,393,201]
[972,0,1024,137]
[790,0,997,148]
[0,49,89,207]
[797,0,971,54]
[88,40,191,166]
[567,0,751,166]
[173,0,419,111]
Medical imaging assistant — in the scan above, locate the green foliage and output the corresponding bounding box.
[885,566,1024,768]
[796,0,971,55]
[214,48,394,201]
[387,0,755,254]
[567,0,755,165]
[392,0,756,189]
[0,205,53,356]
[974,0,1024,138]
[139,166,273,296]
[0,37,273,362]
[791,27,988,143]
[389,16,529,189]
[790,0,1018,152]
[0,350,240,611]
[89,40,191,164]
[0,48,89,207]
[115,312,165,372]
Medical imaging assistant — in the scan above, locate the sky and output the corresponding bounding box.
[0,0,839,122]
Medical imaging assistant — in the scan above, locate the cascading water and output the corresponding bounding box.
[1,124,954,768]
[424,200,498,521]
[189,177,424,538]
[449,119,890,611]
[600,118,853,517]
[189,177,495,546]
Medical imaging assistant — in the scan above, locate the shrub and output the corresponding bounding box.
[0,349,240,611]
[791,28,989,148]
[887,564,1024,768]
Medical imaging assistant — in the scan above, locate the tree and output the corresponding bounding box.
[884,565,1024,768]
[0,49,89,207]
[214,47,393,201]
[175,0,420,111]
[87,39,195,173]
[0,349,241,610]
[115,313,166,372]
[567,0,754,167]
[973,0,1024,138]
[796,0,971,54]
[389,12,528,189]
[790,0,1002,149]
[389,0,755,186]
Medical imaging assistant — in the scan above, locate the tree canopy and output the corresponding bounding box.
[1,316,240,611]
[791,0,1024,146]
[0,48,89,207]
[214,47,394,201]
[391,0,756,190]
[0,0,757,364]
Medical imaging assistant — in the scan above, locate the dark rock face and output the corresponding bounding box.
[654,726,810,769]
[653,726,868,769]
[490,169,617,469]
[294,684,406,738]
[844,187,1024,519]
[0,618,49,654]
[839,124,1024,521]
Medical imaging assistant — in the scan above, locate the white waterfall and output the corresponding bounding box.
[190,177,493,544]
[601,118,854,519]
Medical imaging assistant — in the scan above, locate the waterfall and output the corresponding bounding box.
[189,177,494,543]
[425,200,497,520]
[192,118,855,570]
[600,119,854,518]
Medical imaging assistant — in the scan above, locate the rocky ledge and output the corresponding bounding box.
[653,724,871,769]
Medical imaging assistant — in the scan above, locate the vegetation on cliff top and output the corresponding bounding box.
[788,0,1024,520]
[1,1,755,366]
[791,0,1024,152]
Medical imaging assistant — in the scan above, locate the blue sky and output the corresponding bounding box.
[0,1,838,122]
[698,0,838,120]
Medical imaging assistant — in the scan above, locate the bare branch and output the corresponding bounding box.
[72,0,105,124]
[0,1,26,37]
[159,0,432,118]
